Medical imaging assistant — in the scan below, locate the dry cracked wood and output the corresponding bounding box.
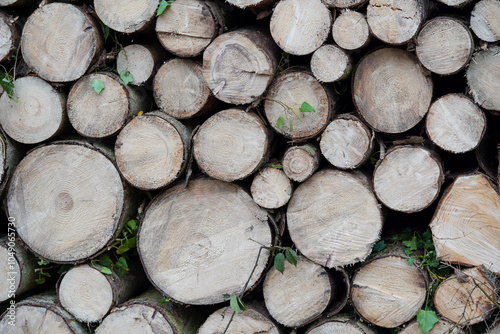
[94,0,158,33]
[466,46,500,112]
[471,0,500,42]
[251,166,292,209]
[311,44,352,83]
[332,10,370,50]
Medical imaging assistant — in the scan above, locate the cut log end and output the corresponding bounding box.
[0,11,20,62]
[282,144,321,182]
[95,0,158,33]
[251,166,292,209]
[322,0,367,8]
[116,44,163,86]
[400,318,466,333]
[470,0,500,42]
[311,45,352,83]
[332,10,370,50]
[305,315,377,334]
[466,46,500,112]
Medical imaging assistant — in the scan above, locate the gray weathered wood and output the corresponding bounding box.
[116,44,164,86]
[471,0,500,42]
[282,143,321,182]
[332,10,370,50]
[0,11,20,62]
[311,45,352,83]
[94,0,158,33]
[466,46,500,112]
[251,166,292,209]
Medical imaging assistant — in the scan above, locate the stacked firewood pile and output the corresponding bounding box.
[0,0,498,333]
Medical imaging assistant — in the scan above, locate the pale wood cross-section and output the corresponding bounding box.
[311,44,352,83]
[470,0,500,42]
[282,143,321,182]
[466,46,500,112]
[0,0,34,6]
[251,166,292,209]
[435,0,470,7]
[322,0,367,8]
[0,11,20,62]
[116,44,164,86]
[94,0,158,33]
[225,0,277,9]
[400,318,466,333]
[332,10,370,50]
[305,315,378,334]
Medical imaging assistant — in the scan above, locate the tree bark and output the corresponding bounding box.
[466,46,500,112]
[287,169,384,268]
[251,166,292,209]
[470,0,500,42]
[430,173,500,274]
[305,315,377,334]
[0,11,20,63]
[94,0,158,33]
[352,48,433,133]
[6,141,136,264]
[282,143,321,182]
[426,93,486,153]
[137,178,272,305]
[270,0,331,56]
[21,3,103,82]
[0,127,24,197]
[0,76,67,144]
[116,44,164,86]
[332,10,370,50]
[311,45,352,83]
[322,0,367,8]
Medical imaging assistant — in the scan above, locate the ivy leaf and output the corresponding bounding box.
[285,248,297,266]
[127,220,138,231]
[101,267,112,275]
[101,24,110,42]
[91,79,105,94]
[97,253,113,267]
[373,240,386,252]
[124,237,137,248]
[407,258,414,265]
[0,74,18,103]
[35,277,46,284]
[229,295,246,315]
[271,164,283,169]
[276,116,284,129]
[158,297,170,304]
[120,70,134,85]
[417,309,439,333]
[299,101,315,113]
[116,245,130,254]
[157,0,174,16]
[274,252,285,274]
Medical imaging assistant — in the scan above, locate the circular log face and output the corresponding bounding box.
[0,76,65,144]
[332,11,370,50]
[426,94,486,153]
[416,17,473,75]
[0,244,20,301]
[373,146,443,212]
[351,256,427,328]
[251,167,292,209]
[138,179,271,305]
[311,45,351,83]
[436,0,469,6]
[471,0,500,42]
[287,169,383,268]
[307,316,377,334]
[0,12,16,62]
[199,306,280,334]
[94,0,158,33]
[400,319,466,334]
[0,305,79,333]
[116,45,155,86]
[282,145,320,182]
[6,142,125,263]
[270,0,331,56]
[193,109,270,182]
[21,3,102,82]
[59,265,113,323]
[466,46,500,111]
[353,48,433,133]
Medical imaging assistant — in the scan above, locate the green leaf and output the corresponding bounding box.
[115,256,128,269]
[124,237,137,248]
[285,248,297,266]
[35,278,46,284]
[407,258,414,265]
[299,101,315,113]
[157,0,174,16]
[101,267,112,275]
[271,164,283,169]
[116,245,130,255]
[91,79,105,94]
[0,73,18,103]
[403,236,418,253]
[223,293,230,299]
[37,260,50,266]
[276,116,284,129]
[120,70,134,85]
[127,220,138,231]
[289,120,293,131]
[102,24,110,42]
[373,240,386,252]
[229,295,246,315]
[158,297,170,304]
[417,309,439,333]
[58,264,72,274]
[274,253,285,274]
[97,253,113,267]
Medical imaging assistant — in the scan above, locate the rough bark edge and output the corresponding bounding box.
[0,126,24,199]
[0,11,21,63]
[305,314,377,334]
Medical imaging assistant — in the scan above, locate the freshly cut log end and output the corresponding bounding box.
[322,0,367,8]
[400,318,466,333]
[264,70,335,139]
[430,173,500,273]
[115,111,190,190]
[352,48,433,133]
[198,305,280,334]
[21,3,103,82]
[416,17,474,75]
[203,28,278,105]
[305,315,377,334]
[225,0,277,9]
[311,45,352,83]
[0,293,89,333]
[156,0,224,58]
[263,256,333,328]
[471,0,500,42]
[426,94,486,153]
[373,146,443,213]
[251,166,292,209]
[193,109,270,182]
[138,178,272,305]
[435,0,470,7]
[367,0,427,45]
[116,44,163,86]
[282,144,321,182]
[287,169,383,268]
[434,267,496,325]
[68,72,147,138]
[320,114,374,169]
[351,256,427,328]
[154,58,216,119]
[0,0,34,6]
[6,141,130,263]
[0,76,66,144]
[94,0,158,33]
[466,46,500,112]
[270,0,331,56]
[0,11,20,63]
[332,10,370,50]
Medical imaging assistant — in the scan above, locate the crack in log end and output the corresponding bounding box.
[370,3,404,12]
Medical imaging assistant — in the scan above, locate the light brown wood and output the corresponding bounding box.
[0,0,33,6]
[270,0,331,56]
[203,27,278,105]
[399,318,466,333]
[225,0,277,9]
[68,72,148,138]
[251,166,292,209]
[154,58,216,119]
[373,145,443,213]
[0,76,66,144]
[156,0,224,58]
[351,255,427,328]
[352,48,433,133]
[137,178,272,305]
[94,0,158,33]
[6,141,134,263]
[311,44,352,83]
[115,111,191,190]
[263,256,333,328]
[116,44,164,86]
[426,94,486,153]
[287,169,383,268]
[471,0,500,42]
[0,128,23,196]
[367,0,427,45]
[416,17,473,75]
[322,0,367,8]
[466,47,500,112]
[430,173,500,273]
[282,143,321,182]
[193,109,270,182]
[434,267,496,325]
[320,114,374,169]
[0,11,20,63]
[21,3,103,82]
[305,315,378,334]
[264,70,335,139]
[332,10,370,50]
[435,0,470,7]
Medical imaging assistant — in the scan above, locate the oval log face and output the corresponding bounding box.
[466,46,500,111]
[95,0,158,33]
[199,306,280,334]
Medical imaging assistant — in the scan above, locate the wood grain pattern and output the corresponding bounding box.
[466,46,500,112]
[332,10,370,50]
[471,0,500,42]
[94,0,158,33]
[311,45,352,83]
[282,144,321,182]
[116,44,164,86]
[0,11,20,62]
[251,166,292,209]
